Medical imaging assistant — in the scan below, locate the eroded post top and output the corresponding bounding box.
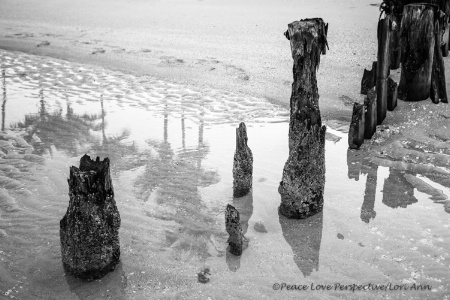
[284,18,329,64]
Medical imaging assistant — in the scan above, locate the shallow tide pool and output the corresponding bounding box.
[0,49,449,300]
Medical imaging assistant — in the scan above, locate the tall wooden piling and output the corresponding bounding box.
[398,4,436,101]
[430,15,448,103]
[377,15,392,124]
[60,155,121,280]
[279,18,327,219]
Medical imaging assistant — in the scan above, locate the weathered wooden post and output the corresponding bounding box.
[225,204,243,256]
[390,14,402,70]
[360,61,377,95]
[377,14,392,124]
[364,88,377,139]
[60,155,121,280]
[233,122,253,197]
[430,14,449,103]
[279,18,327,219]
[387,77,398,110]
[398,4,436,101]
[348,103,365,149]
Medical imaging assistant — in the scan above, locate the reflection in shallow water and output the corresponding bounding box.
[278,211,323,277]
[382,168,417,209]
[360,161,378,223]
[1,49,449,299]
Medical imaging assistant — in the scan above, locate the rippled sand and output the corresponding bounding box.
[0,49,449,299]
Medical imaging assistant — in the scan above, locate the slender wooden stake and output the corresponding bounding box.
[390,15,402,70]
[398,4,436,101]
[376,16,392,124]
[364,88,377,139]
[233,122,253,197]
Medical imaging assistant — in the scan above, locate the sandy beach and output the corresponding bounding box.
[0,0,450,299]
[0,0,382,119]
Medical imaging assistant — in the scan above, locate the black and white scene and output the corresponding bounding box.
[0,0,449,299]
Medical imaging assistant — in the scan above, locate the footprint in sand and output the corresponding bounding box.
[36,41,50,47]
[6,32,34,38]
[92,48,106,55]
[159,56,185,66]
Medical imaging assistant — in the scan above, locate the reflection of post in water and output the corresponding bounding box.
[100,94,106,141]
[2,69,6,131]
[279,211,323,277]
[39,82,46,118]
[360,162,378,223]
[382,168,417,209]
[164,110,168,144]
[197,114,204,169]
[226,192,254,272]
[66,94,73,118]
[65,261,127,300]
[181,112,185,150]
[347,149,363,181]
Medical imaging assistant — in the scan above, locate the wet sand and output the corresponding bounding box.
[0,49,449,299]
[0,0,450,299]
[0,0,382,119]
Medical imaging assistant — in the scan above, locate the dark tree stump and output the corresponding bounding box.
[364,88,377,139]
[377,16,392,124]
[387,77,398,110]
[280,18,327,219]
[60,155,121,281]
[398,4,436,101]
[361,61,377,95]
[348,103,365,149]
[233,122,253,197]
[430,16,448,103]
[225,204,243,256]
[284,18,328,153]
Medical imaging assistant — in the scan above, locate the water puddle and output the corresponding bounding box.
[0,49,449,299]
